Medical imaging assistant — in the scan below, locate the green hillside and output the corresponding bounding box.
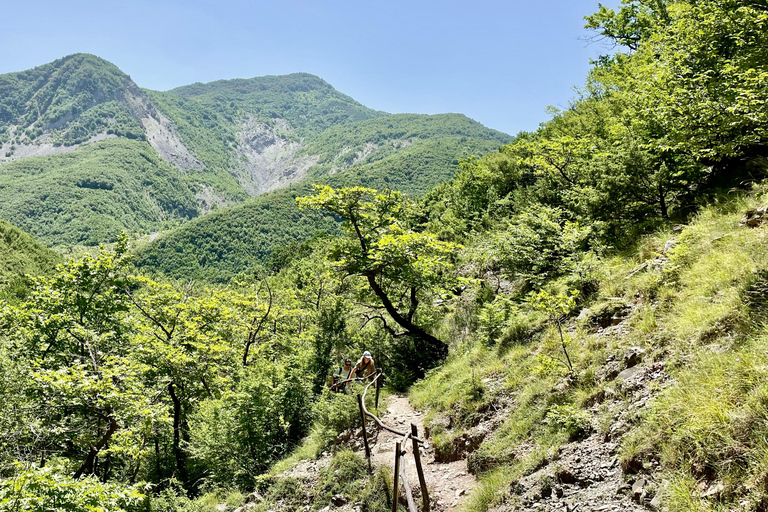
[134,184,338,282]
[133,132,506,282]
[1,56,512,250]
[301,113,511,175]
[166,72,383,139]
[0,53,144,147]
[0,219,60,290]
[0,138,198,246]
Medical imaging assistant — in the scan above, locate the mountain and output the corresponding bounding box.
[133,117,507,282]
[0,54,511,248]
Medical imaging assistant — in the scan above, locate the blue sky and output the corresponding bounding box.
[0,0,618,136]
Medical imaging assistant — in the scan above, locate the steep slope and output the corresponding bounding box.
[0,219,61,293]
[0,138,198,246]
[133,128,507,282]
[1,54,512,250]
[144,74,384,198]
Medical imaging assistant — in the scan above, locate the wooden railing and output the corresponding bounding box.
[355,370,430,512]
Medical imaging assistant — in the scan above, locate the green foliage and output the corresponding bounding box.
[543,404,591,441]
[633,1,768,161]
[530,289,579,373]
[189,364,311,488]
[311,388,360,439]
[0,219,60,299]
[0,138,199,246]
[134,184,340,283]
[298,185,462,380]
[0,464,145,512]
[0,53,136,144]
[301,113,510,176]
[471,205,592,289]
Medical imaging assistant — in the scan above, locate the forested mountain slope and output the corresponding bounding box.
[0,219,60,291]
[133,117,507,282]
[0,55,510,248]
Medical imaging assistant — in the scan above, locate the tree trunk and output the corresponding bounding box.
[73,418,118,479]
[658,182,669,219]
[168,382,190,486]
[366,275,448,370]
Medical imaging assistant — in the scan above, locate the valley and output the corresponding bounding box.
[1,1,767,511]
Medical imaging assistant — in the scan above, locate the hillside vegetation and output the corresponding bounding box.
[0,219,60,299]
[134,129,506,282]
[0,138,199,246]
[0,0,766,511]
[0,53,143,147]
[0,56,509,248]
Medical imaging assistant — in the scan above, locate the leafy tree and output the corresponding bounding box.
[298,186,462,377]
[128,279,239,488]
[8,234,155,480]
[529,289,579,373]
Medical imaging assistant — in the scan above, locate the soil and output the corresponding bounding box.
[368,395,477,512]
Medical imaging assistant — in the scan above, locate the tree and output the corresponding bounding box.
[128,279,238,488]
[298,186,462,377]
[530,289,579,374]
[9,235,156,480]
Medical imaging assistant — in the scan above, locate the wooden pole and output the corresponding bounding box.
[375,370,381,412]
[399,455,418,512]
[411,423,429,512]
[357,393,372,474]
[393,442,401,512]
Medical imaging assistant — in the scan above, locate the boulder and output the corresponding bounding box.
[623,346,646,368]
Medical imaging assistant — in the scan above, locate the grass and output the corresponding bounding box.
[405,184,768,511]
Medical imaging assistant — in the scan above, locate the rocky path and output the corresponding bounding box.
[368,395,477,512]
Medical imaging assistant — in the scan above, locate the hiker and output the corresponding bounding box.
[351,351,376,382]
[331,358,354,394]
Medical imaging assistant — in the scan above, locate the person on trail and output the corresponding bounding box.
[331,358,354,394]
[351,351,376,382]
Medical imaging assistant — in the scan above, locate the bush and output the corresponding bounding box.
[312,387,360,438]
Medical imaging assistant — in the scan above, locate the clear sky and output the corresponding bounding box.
[0,0,618,136]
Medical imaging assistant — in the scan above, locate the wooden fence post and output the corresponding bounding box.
[411,423,429,512]
[357,393,372,474]
[375,370,381,412]
[393,442,401,512]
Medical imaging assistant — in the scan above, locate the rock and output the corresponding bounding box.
[623,346,646,368]
[702,481,725,498]
[741,205,768,227]
[663,239,677,253]
[632,478,646,494]
[331,494,348,506]
[455,489,466,497]
[609,421,628,439]
[577,307,592,322]
[244,491,263,503]
[616,366,643,382]
[650,493,662,510]
[556,468,577,484]
[335,429,352,444]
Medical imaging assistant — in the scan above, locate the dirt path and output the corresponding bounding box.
[367,395,477,512]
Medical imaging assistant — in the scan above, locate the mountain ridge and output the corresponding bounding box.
[0,54,511,248]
